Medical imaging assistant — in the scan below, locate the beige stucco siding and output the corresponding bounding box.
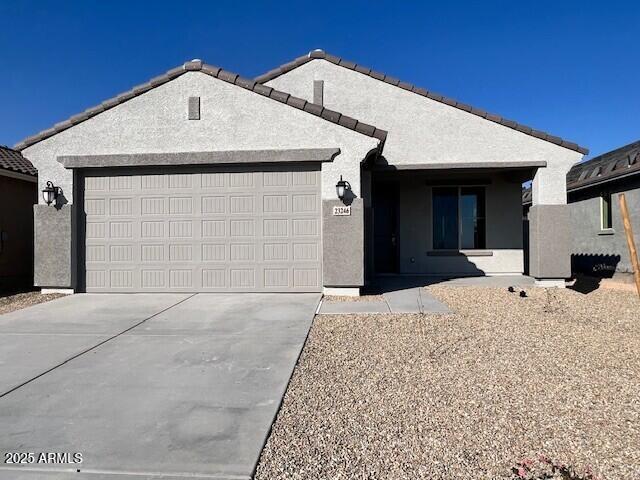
[266,59,583,204]
[23,71,379,201]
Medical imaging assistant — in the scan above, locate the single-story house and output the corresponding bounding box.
[16,50,587,295]
[524,140,640,278]
[0,146,37,289]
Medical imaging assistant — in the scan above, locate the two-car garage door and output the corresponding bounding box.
[81,164,322,292]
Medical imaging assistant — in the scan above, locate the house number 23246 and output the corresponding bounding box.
[332,206,351,216]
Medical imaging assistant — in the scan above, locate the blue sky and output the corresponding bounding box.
[1,0,638,159]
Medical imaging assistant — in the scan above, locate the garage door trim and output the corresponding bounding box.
[77,163,323,293]
[59,148,340,169]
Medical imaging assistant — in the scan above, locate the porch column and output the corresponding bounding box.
[529,164,572,287]
[322,199,364,296]
[34,204,76,293]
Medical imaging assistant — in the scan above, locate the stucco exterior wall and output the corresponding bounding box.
[265,59,583,179]
[323,199,364,285]
[395,173,524,274]
[266,59,586,280]
[266,59,584,281]
[22,71,379,202]
[569,179,640,274]
[21,71,378,291]
[34,204,74,288]
[0,175,36,288]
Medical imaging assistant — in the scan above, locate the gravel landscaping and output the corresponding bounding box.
[255,286,640,480]
[0,290,64,315]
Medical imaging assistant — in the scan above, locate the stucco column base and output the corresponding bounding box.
[534,279,566,288]
[34,204,75,289]
[41,288,75,295]
[322,199,364,288]
[528,204,571,280]
[323,287,360,296]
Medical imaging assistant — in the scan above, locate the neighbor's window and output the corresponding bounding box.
[433,186,486,250]
[601,193,613,230]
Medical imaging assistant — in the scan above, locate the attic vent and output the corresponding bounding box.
[188,96,200,120]
[313,80,324,106]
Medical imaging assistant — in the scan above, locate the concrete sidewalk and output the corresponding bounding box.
[319,287,451,314]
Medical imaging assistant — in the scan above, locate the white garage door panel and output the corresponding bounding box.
[82,165,322,292]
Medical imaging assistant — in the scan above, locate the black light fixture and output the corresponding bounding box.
[42,181,61,206]
[335,175,351,201]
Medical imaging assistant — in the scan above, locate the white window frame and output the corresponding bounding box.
[600,192,613,231]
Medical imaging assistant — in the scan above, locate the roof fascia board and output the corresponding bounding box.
[0,168,37,182]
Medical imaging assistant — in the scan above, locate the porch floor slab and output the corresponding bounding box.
[369,274,535,293]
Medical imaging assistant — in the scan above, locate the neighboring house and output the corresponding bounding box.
[16,50,587,295]
[524,140,640,278]
[0,146,37,289]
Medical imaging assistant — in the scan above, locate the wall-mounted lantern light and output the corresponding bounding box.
[336,175,351,201]
[42,181,61,206]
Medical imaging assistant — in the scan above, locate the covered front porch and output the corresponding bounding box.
[363,162,539,284]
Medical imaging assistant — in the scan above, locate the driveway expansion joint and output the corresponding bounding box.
[0,293,196,399]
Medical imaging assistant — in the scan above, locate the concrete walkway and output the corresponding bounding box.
[319,287,451,314]
[0,293,320,480]
[319,275,535,315]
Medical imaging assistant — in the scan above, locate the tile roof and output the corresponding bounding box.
[0,145,37,176]
[566,140,640,188]
[256,49,589,155]
[522,140,640,204]
[15,60,387,151]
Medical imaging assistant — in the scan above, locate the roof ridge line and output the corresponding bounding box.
[255,49,588,155]
[15,59,387,151]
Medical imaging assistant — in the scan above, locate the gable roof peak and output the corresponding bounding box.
[256,50,588,155]
[15,58,387,151]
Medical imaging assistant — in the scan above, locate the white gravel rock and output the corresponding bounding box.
[255,287,640,480]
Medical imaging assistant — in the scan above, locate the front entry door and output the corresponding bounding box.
[373,183,399,273]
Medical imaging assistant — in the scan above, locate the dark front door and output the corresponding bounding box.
[373,183,399,273]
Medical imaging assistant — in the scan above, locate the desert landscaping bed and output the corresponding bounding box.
[0,290,64,315]
[256,286,640,479]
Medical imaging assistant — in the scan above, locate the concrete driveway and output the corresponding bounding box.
[0,293,320,479]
